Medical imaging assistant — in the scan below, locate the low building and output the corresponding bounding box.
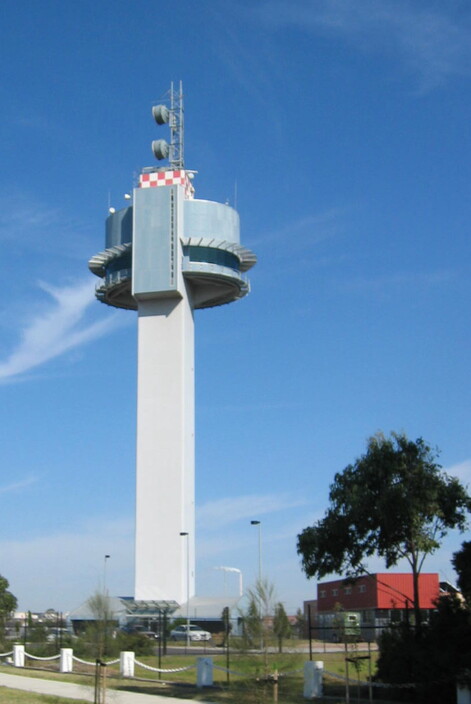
[305,573,440,641]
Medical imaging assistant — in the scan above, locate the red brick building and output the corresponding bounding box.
[304,573,440,640]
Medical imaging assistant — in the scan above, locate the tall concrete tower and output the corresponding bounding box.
[89,84,256,603]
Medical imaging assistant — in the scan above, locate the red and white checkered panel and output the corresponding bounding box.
[139,170,195,199]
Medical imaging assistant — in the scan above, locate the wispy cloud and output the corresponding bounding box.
[252,0,471,91]
[0,192,98,263]
[340,269,454,294]
[0,476,38,496]
[252,207,345,251]
[197,492,308,530]
[445,459,471,484]
[0,279,120,382]
[0,516,134,611]
[204,5,282,107]
[0,197,59,239]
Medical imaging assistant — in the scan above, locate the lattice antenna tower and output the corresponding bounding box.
[151,81,184,169]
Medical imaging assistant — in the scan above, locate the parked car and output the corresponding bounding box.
[142,630,160,640]
[170,624,211,642]
[120,626,160,640]
[46,628,73,642]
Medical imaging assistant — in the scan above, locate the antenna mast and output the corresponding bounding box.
[151,81,184,169]
[169,81,184,169]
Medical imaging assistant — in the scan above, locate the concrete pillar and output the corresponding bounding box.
[120,651,135,678]
[60,648,73,673]
[197,657,213,687]
[134,295,195,602]
[304,660,323,699]
[13,644,25,668]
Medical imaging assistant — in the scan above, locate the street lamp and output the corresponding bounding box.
[103,555,111,658]
[250,521,262,586]
[103,555,110,594]
[250,520,263,650]
[180,532,190,649]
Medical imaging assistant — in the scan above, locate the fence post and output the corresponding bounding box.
[304,660,323,699]
[457,684,471,704]
[60,648,73,673]
[120,651,135,678]
[197,656,213,688]
[13,644,25,668]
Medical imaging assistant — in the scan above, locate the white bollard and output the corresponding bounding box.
[304,660,323,699]
[13,644,25,668]
[197,657,213,688]
[457,685,471,704]
[60,648,73,673]
[120,651,135,678]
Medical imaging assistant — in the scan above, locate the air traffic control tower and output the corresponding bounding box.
[89,84,256,603]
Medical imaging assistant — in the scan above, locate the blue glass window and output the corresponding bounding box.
[183,246,239,271]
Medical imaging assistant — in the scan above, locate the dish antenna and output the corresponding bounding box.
[151,81,184,169]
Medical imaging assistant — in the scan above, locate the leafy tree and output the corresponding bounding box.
[0,575,17,643]
[241,591,262,648]
[221,606,232,647]
[293,607,305,639]
[85,590,116,658]
[273,602,291,652]
[27,617,48,643]
[240,579,275,651]
[453,541,471,605]
[376,595,471,703]
[297,432,471,630]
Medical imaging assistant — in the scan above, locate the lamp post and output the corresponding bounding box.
[180,532,190,650]
[250,520,263,650]
[250,521,262,586]
[103,555,110,594]
[103,555,111,657]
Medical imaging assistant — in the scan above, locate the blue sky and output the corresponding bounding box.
[1,0,471,613]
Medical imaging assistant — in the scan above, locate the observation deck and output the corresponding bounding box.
[88,169,256,310]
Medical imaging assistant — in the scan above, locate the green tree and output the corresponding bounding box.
[293,607,305,639]
[273,602,291,652]
[376,595,471,703]
[85,590,116,658]
[0,575,17,643]
[297,432,471,630]
[241,579,275,651]
[27,616,47,643]
[221,606,232,647]
[452,541,471,605]
[241,591,262,648]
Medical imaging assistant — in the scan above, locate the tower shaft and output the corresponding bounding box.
[134,294,195,601]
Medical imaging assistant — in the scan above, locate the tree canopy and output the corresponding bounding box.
[273,602,291,652]
[0,575,17,641]
[452,541,471,604]
[241,579,275,650]
[297,432,471,627]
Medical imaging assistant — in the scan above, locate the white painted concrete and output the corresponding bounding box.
[134,290,195,602]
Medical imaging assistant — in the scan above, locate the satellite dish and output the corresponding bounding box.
[152,139,170,160]
[152,105,170,125]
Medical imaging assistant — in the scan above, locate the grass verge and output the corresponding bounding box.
[0,647,388,704]
[0,688,89,704]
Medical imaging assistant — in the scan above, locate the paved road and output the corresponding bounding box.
[0,672,214,703]
[164,642,377,655]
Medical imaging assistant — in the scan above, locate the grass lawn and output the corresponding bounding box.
[0,646,384,703]
[0,688,89,704]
